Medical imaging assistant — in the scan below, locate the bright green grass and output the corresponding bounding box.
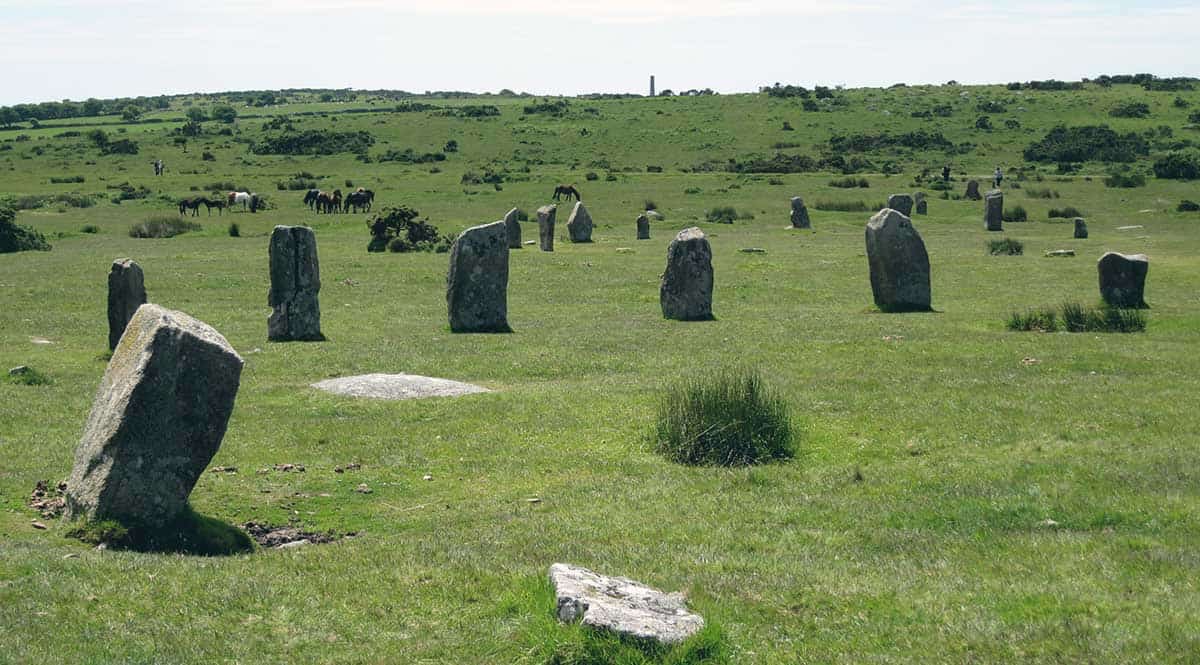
[2,84,1200,663]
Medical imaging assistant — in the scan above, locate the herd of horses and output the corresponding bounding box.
[179,184,577,217]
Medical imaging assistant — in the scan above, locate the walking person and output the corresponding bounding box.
[941,165,951,183]
[993,166,1003,188]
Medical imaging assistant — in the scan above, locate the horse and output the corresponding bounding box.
[553,184,581,201]
[343,189,374,213]
[178,196,205,216]
[303,189,320,210]
[315,189,342,214]
[227,191,254,211]
[202,197,225,216]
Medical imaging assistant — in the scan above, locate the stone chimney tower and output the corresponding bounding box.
[650,75,655,97]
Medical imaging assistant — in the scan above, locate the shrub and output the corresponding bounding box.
[107,181,152,203]
[767,177,784,185]
[1005,119,1021,130]
[80,224,99,234]
[251,130,375,155]
[366,206,453,253]
[377,148,445,164]
[646,165,663,173]
[781,120,794,131]
[522,100,569,116]
[1178,200,1200,212]
[128,216,201,238]
[0,204,51,253]
[1104,172,1147,188]
[1190,109,1200,123]
[814,200,873,212]
[828,130,953,153]
[977,100,1007,114]
[1061,303,1146,332]
[987,238,1024,255]
[1110,102,1151,118]
[705,206,739,223]
[1048,206,1083,219]
[228,222,240,237]
[50,175,85,184]
[1023,187,1059,199]
[1023,125,1148,163]
[1002,206,1028,222]
[728,153,816,174]
[1152,150,1200,180]
[276,176,318,191]
[201,151,215,161]
[829,177,869,188]
[584,171,598,181]
[1007,308,1057,332]
[652,368,795,467]
[975,116,993,130]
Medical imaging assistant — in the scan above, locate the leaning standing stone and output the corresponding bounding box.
[447,220,510,332]
[660,227,714,320]
[865,208,932,312]
[504,207,521,249]
[65,304,244,528]
[887,194,914,216]
[790,196,811,229]
[965,180,982,200]
[984,189,1004,231]
[107,258,146,350]
[537,205,556,251]
[637,213,650,240]
[1074,218,1088,239]
[1098,252,1148,308]
[914,192,928,215]
[268,225,323,341]
[550,563,704,646]
[567,201,593,243]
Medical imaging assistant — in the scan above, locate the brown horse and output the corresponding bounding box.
[178,196,205,216]
[553,184,581,201]
[316,189,342,214]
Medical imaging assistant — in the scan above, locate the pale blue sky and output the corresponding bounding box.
[1,0,1196,105]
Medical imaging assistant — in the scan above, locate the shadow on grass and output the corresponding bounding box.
[507,575,728,665]
[65,506,254,556]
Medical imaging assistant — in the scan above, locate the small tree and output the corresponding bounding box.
[185,107,207,123]
[121,105,142,122]
[211,104,238,123]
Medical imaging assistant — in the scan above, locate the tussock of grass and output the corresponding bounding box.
[813,200,876,212]
[987,238,1024,255]
[829,176,870,188]
[6,366,51,385]
[129,216,202,238]
[1048,206,1083,219]
[1002,205,1028,222]
[653,369,795,466]
[1008,303,1146,333]
[704,206,739,224]
[1023,187,1060,199]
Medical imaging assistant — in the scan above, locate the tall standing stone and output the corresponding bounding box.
[637,213,650,240]
[537,205,557,251]
[107,258,146,351]
[65,304,244,528]
[1098,252,1148,308]
[984,189,1004,231]
[1074,218,1088,239]
[865,208,932,312]
[790,196,811,229]
[914,192,928,215]
[504,207,521,249]
[887,194,914,216]
[567,201,593,243]
[447,220,510,332]
[268,225,323,341]
[965,180,982,200]
[660,227,713,321]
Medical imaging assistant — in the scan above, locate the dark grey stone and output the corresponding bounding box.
[660,227,713,321]
[65,304,244,528]
[790,197,811,229]
[637,214,650,240]
[984,189,1003,231]
[107,258,146,351]
[447,220,510,332]
[887,194,914,216]
[537,205,556,251]
[567,202,594,243]
[1098,252,1148,308]
[268,225,323,341]
[504,208,521,248]
[865,209,932,312]
[1074,218,1088,239]
[965,180,982,200]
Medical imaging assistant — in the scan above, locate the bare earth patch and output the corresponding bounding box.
[311,373,490,400]
[243,521,351,549]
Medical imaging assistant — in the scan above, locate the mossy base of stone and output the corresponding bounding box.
[875,303,935,313]
[65,506,254,556]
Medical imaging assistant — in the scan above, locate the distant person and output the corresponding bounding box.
[941,165,951,183]
[154,159,163,176]
[993,166,1003,188]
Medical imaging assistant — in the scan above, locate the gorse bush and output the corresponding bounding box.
[251,130,375,155]
[987,238,1024,255]
[1009,303,1146,333]
[1023,125,1148,163]
[1109,102,1151,118]
[829,176,870,188]
[1048,206,1083,219]
[705,206,740,223]
[128,216,201,238]
[1152,150,1200,180]
[652,368,795,467]
[1002,206,1028,222]
[1104,172,1147,188]
[0,204,52,253]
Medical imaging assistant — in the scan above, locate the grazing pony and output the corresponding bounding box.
[178,196,205,216]
[315,189,342,214]
[553,184,581,201]
[303,189,320,210]
[202,197,225,216]
[227,191,254,210]
[343,189,374,213]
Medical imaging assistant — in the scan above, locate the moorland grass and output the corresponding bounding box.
[128,215,202,238]
[1008,303,1147,333]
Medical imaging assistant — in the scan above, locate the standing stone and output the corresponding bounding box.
[1074,217,1088,239]
[887,194,914,216]
[914,192,928,215]
[550,563,704,645]
[965,180,982,200]
[984,189,1004,231]
[660,227,714,321]
[447,220,510,332]
[268,225,323,341]
[504,207,521,249]
[636,213,650,240]
[566,201,593,243]
[65,304,244,528]
[107,258,146,351]
[1098,252,1148,308]
[537,205,557,251]
[865,208,932,312]
[790,196,811,229]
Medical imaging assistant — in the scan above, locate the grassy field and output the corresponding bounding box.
[2,82,1200,663]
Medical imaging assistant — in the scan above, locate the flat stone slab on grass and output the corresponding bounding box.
[550,563,704,646]
[312,373,490,400]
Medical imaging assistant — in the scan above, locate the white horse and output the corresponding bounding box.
[227,191,254,210]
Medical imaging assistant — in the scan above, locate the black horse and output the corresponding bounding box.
[343,189,374,213]
[553,184,581,201]
[202,197,225,216]
[303,189,320,210]
[178,196,205,216]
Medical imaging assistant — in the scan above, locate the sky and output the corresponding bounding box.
[1,0,1197,106]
